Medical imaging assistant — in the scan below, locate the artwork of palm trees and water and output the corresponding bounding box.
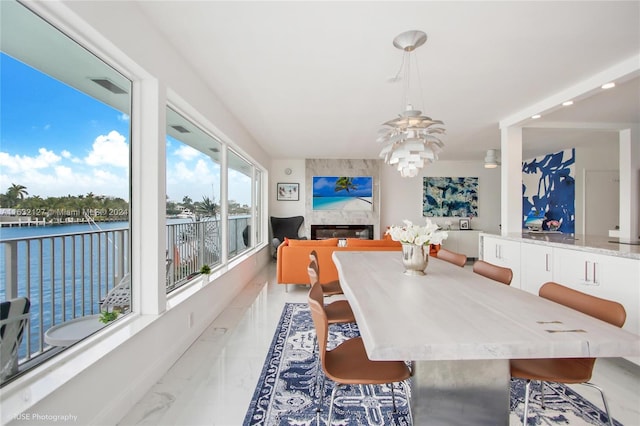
[312,176,373,211]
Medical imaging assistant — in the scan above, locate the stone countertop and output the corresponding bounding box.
[480,232,640,260]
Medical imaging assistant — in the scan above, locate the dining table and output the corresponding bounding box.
[332,251,640,426]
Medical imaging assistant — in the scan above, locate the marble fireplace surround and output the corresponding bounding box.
[305,159,381,239]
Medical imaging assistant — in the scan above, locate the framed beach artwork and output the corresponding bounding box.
[277,183,299,201]
[312,176,373,211]
[423,177,478,217]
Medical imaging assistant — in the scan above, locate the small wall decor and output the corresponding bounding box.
[459,218,470,230]
[277,183,299,201]
[423,177,478,217]
[312,176,373,211]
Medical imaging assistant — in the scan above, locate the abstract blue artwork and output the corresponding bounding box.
[423,177,478,217]
[522,148,575,233]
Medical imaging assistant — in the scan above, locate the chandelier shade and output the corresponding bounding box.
[378,30,445,178]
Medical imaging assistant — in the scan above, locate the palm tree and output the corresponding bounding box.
[4,183,28,207]
[334,177,356,193]
[197,196,218,217]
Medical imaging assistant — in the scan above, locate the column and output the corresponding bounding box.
[500,127,523,236]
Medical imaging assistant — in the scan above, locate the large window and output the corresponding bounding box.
[165,107,222,290]
[0,0,131,383]
[227,150,253,259]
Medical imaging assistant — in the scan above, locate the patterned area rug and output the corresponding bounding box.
[244,303,621,426]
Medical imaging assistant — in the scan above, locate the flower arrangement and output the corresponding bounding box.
[386,218,448,246]
[546,219,561,231]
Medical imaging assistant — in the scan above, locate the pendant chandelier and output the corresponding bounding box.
[377,30,445,178]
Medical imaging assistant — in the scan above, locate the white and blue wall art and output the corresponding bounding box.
[522,148,575,233]
[423,177,478,217]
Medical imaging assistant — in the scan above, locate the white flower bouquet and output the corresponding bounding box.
[386,218,448,246]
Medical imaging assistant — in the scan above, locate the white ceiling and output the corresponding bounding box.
[133,1,640,162]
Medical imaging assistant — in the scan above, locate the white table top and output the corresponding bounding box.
[44,314,108,346]
[333,251,640,361]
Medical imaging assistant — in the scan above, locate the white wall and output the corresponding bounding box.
[270,159,307,219]
[574,139,620,235]
[268,159,503,237]
[380,160,502,234]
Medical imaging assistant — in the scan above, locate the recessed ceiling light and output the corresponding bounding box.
[601,82,616,89]
[531,114,541,119]
[562,101,574,106]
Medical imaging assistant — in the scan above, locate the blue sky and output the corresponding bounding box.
[0,53,239,205]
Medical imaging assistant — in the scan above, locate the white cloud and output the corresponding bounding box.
[173,145,201,161]
[61,150,72,158]
[84,130,129,168]
[0,148,61,174]
[118,113,130,122]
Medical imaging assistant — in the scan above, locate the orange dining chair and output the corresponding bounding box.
[473,259,513,285]
[436,248,467,267]
[308,281,412,424]
[511,282,626,426]
[307,261,356,326]
[309,250,343,296]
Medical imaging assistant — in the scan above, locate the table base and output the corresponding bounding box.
[412,359,510,426]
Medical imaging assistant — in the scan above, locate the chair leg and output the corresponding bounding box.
[328,384,341,426]
[400,380,413,424]
[390,383,397,412]
[522,379,532,425]
[582,382,614,426]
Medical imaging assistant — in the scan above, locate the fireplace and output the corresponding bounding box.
[311,224,373,240]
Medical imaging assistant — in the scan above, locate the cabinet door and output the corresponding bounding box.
[481,236,521,288]
[554,249,640,337]
[521,243,553,295]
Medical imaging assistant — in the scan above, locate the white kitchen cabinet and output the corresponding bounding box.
[441,230,481,259]
[480,235,521,288]
[521,243,553,295]
[553,249,640,337]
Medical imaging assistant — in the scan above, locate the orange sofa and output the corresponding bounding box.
[276,237,402,285]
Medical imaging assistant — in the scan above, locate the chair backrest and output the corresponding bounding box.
[473,260,513,285]
[0,297,30,380]
[307,260,319,286]
[270,216,304,243]
[436,248,467,267]
[100,274,131,313]
[309,250,321,275]
[308,282,329,362]
[539,282,626,327]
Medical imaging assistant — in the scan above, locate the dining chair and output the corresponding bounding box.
[510,282,626,426]
[436,248,467,267]
[473,259,513,285]
[308,281,412,424]
[309,250,343,296]
[0,297,30,381]
[307,261,355,326]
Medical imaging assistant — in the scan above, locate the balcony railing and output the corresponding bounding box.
[0,215,251,383]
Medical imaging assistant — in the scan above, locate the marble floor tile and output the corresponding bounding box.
[118,262,640,426]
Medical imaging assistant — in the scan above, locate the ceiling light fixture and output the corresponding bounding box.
[562,100,574,106]
[601,82,616,89]
[377,30,445,178]
[484,149,500,169]
[531,114,541,119]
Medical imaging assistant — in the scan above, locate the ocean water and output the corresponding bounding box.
[312,196,373,210]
